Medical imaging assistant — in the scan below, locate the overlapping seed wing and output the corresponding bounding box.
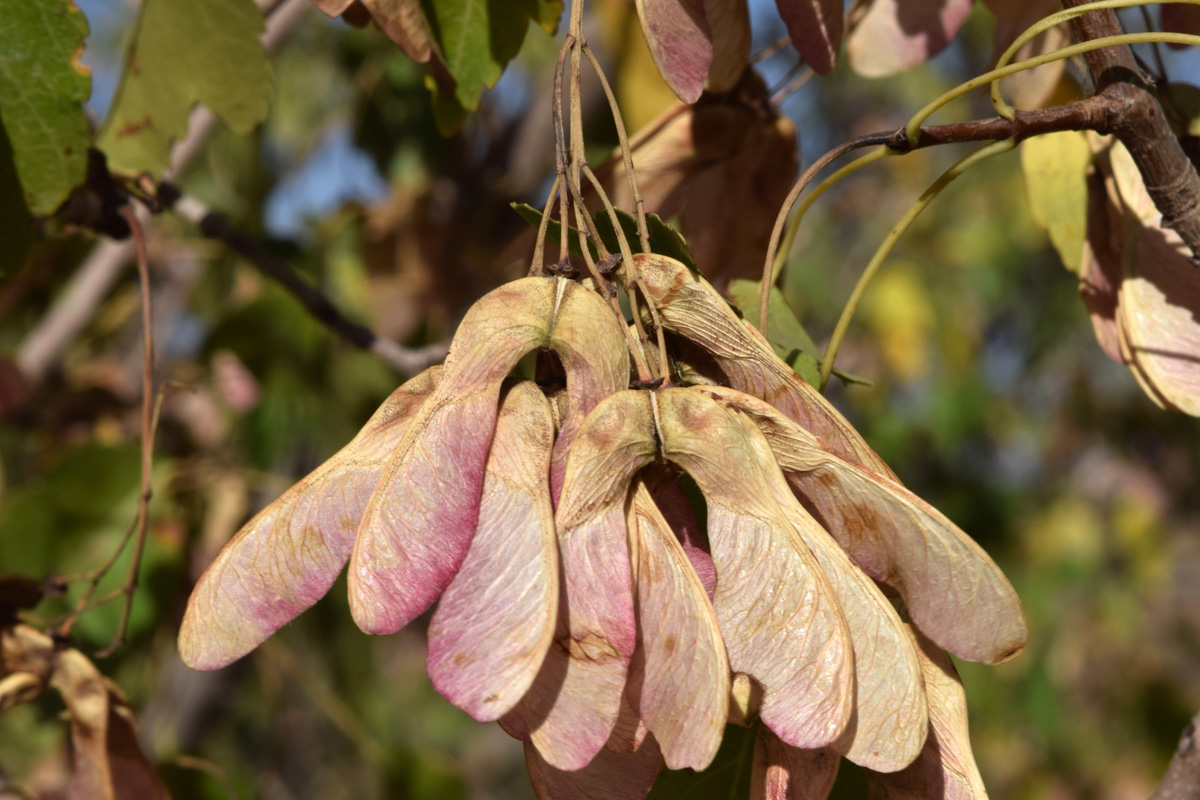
[698,386,928,769]
[548,283,632,501]
[427,381,557,722]
[750,730,840,800]
[867,627,990,800]
[627,482,728,770]
[178,366,441,670]
[524,735,663,800]
[650,477,716,599]
[634,253,895,479]
[656,388,854,750]
[520,391,658,770]
[348,278,560,634]
[704,385,1026,665]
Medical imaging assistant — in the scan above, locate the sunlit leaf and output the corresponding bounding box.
[1083,136,1200,416]
[423,0,562,133]
[0,0,92,214]
[97,0,272,176]
[1021,131,1091,274]
[634,0,713,103]
[846,0,972,78]
[774,0,843,76]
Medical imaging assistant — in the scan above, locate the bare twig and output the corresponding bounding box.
[1062,0,1200,259]
[94,205,154,658]
[1150,712,1200,800]
[15,230,142,382]
[170,194,447,375]
[759,89,1157,330]
[15,0,309,384]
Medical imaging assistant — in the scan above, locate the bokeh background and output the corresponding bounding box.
[1,1,1198,798]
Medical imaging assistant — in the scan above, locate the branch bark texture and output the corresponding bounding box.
[1062,0,1200,259]
[1151,712,1200,800]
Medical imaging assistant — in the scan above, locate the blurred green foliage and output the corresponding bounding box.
[0,2,1197,799]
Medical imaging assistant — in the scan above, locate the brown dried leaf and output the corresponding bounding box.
[605,80,798,288]
[0,624,55,711]
[1162,4,1200,48]
[983,0,1068,109]
[52,650,169,800]
[313,0,435,62]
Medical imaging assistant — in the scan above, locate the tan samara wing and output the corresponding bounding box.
[179,366,440,670]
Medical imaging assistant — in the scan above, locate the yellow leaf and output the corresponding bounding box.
[863,265,933,382]
[1021,130,1091,273]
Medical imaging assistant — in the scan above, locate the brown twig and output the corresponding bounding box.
[1150,711,1200,800]
[15,0,308,385]
[168,194,447,375]
[94,205,154,658]
[1062,0,1200,260]
[759,88,1172,329]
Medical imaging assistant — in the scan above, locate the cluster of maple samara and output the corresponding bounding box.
[179,253,1027,799]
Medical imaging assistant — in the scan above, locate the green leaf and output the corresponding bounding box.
[1020,131,1090,274]
[511,201,697,272]
[0,123,35,267]
[647,723,757,799]
[728,279,872,388]
[729,279,820,354]
[0,0,92,214]
[421,0,561,133]
[97,0,272,176]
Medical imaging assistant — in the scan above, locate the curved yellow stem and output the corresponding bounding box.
[818,139,1017,390]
